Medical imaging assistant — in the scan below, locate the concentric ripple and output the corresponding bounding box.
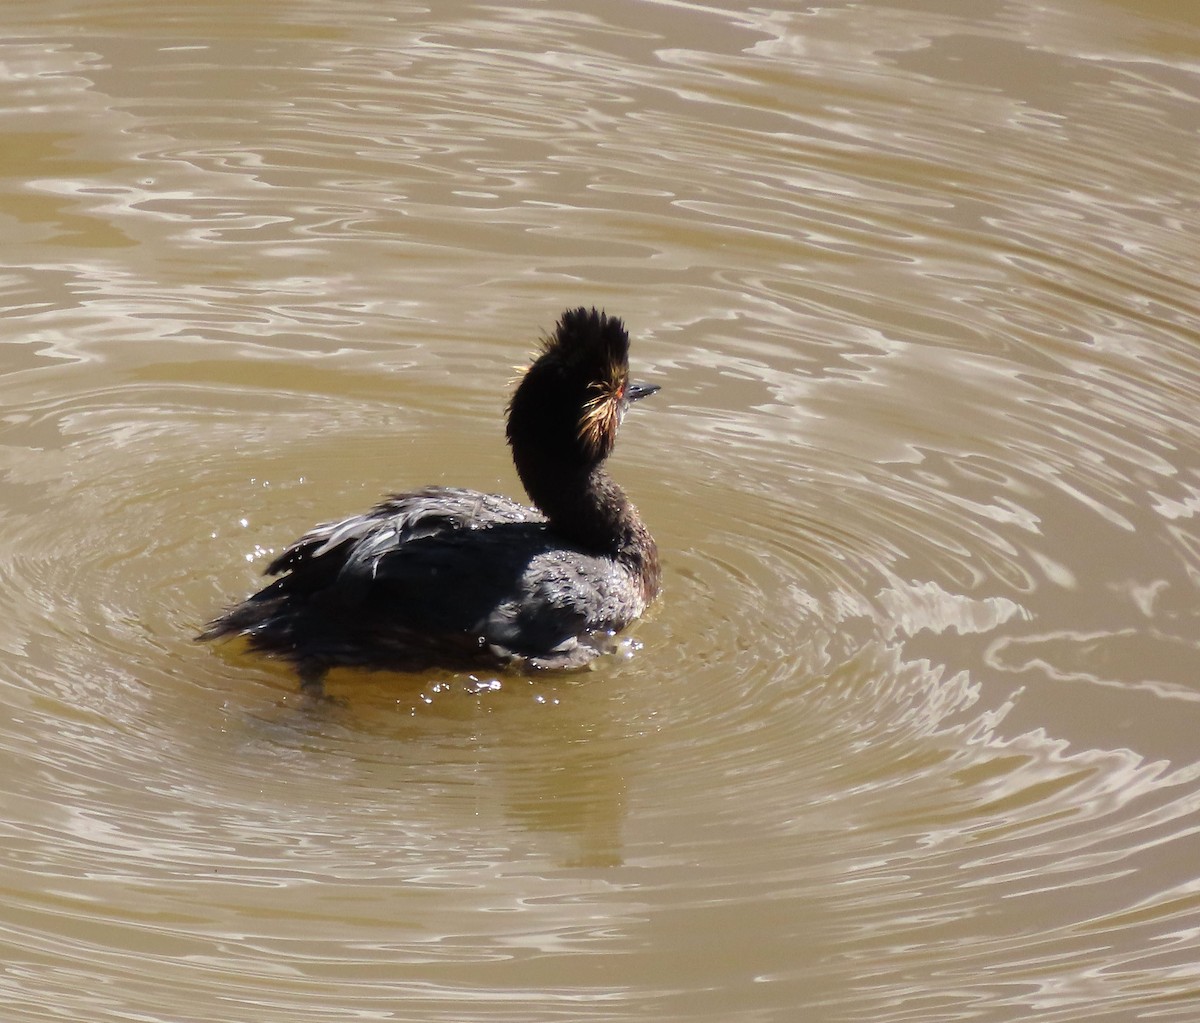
[2,0,1200,1021]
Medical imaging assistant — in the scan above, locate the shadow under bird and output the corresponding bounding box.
[199,307,661,693]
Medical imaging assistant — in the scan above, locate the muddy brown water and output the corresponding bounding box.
[2,1,1199,1020]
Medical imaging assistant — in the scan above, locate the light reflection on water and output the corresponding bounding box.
[2,0,1200,1020]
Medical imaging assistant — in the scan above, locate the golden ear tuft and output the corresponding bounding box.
[577,359,626,458]
[578,391,618,459]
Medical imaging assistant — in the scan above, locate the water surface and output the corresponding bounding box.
[2,1,1200,1020]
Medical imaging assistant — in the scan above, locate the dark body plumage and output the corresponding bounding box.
[200,308,660,691]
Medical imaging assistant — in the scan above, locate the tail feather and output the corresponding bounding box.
[196,593,289,643]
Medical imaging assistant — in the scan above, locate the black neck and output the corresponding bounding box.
[514,455,660,600]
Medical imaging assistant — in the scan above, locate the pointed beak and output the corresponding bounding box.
[626,381,660,404]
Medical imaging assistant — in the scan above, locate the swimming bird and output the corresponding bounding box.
[200,307,660,693]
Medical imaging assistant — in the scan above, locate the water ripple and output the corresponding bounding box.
[3,0,1200,1020]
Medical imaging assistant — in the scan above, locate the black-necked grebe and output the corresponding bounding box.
[200,307,660,692]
